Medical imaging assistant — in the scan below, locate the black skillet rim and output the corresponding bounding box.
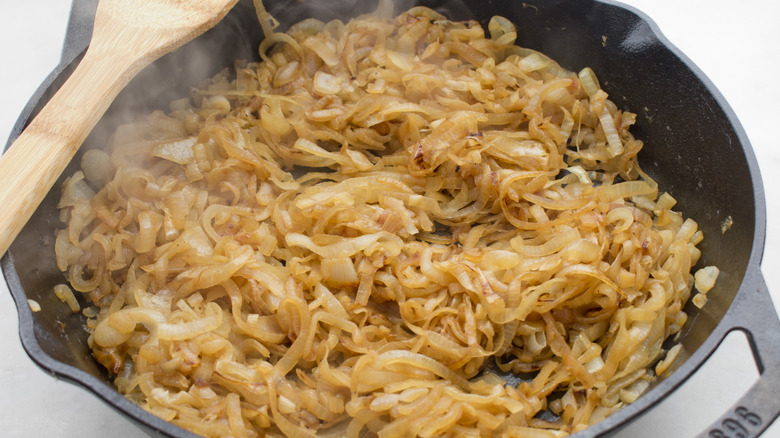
[0,0,769,436]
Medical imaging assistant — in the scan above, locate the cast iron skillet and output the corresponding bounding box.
[3,0,780,436]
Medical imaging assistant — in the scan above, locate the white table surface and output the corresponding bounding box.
[1,1,778,437]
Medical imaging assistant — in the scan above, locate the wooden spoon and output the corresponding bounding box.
[0,0,238,255]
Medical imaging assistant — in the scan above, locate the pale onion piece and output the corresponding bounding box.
[309,108,344,121]
[619,378,650,404]
[366,78,386,94]
[632,194,656,212]
[286,232,393,258]
[602,369,646,408]
[691,230,704,245]
[314,311,360,342]
[377,192,440,214]
[522,192,589,210]
[383,379,439,394]
[260,100,293,137]
[473,410,508,431]
[527,78,576,114]
[567,165,592,184]
[406,5,446,20]
[345,409,380,438]
[655,344,682,376]
[620,314,665,377]
[495,31,518,47]
[517,53,548,73]
[488,15,516,40]
[273,296,312,377]
[27,299,41,312]
[152,137,196,164]
[556,264,622,296]
[321,257,360,285]
[311,283,350,320]
[150,388,197,410]
[271,401,318,438]
[561,239,601,264]
[597,181,656,203]
[544,313,596,388]
[676,218,699,242]
[722,215,734,234]
[488,136,547,160]
[81,149,114,187]
[598,106,623,157]
[447,42,488,67]
[352,367,417,393]
[441,382,504,406]
[252,0,278,41]
[418,247,450,284]
[303,35,339,66]
[396,19,431,54]
[655,192,677,211]
[53,283,80,313]
[412,328,472,361]
[215,357,264,383]
[635,165,660,191]
[294,176,403,209]
[293,138,348,166]
[374,350,473,391]
[277,395,297,415]
[369,393,402,412]
[508,46,574,78]
[288,18,325,39]
[178,222,214,257]
[273,60,300,88]
[688,243,702,267]
[226,392,249,437]
[205,95,231,112]
[345,149,375,171]
[93,307,165,347]
[379,102,433,120]
[511,228,580,257]
[584,356,605,374]
[605,207,634,233]
[136,210,163,254]
[54,229,81,272]
[57,171,95,208]
[578,67,601,97]
[172,246,255,293]
[398,387,429,403]
[69,255,101,292]
[479,249,522,270]
[694,266,719,293]
[416,112,476,170]
[588,407,615,429]
[157,302,223,341]
[147,405,177,422]
[692,293,708,309]
[419,403,463,438]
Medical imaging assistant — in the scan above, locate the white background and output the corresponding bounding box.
[0,1,778,437]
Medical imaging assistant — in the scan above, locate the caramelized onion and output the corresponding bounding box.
[54,4,715,437]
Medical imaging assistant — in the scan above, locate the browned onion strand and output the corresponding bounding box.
[55,3,718,437]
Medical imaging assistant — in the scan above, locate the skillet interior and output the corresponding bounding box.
[2,0,758,436]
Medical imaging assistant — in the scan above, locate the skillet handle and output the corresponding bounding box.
[697,272,780,438]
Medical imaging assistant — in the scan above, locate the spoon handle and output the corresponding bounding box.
[0,49,135,255]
